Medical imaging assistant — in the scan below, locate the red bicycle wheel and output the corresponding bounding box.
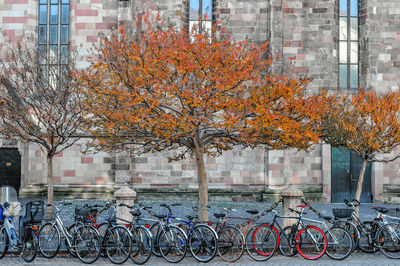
[296,225,327,260]
[259,224,279,251]
[251,225,276,257]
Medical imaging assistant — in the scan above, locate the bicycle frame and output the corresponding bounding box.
[269,208,324,250]
[50,205,87,250]
[3,216,18,248]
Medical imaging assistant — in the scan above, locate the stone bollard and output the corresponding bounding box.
[114,186,136,224]
[280,185,303,228]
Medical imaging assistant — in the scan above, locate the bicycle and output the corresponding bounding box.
[298,201,354,260]
[38,202,101,264]
[0,201,39,262]
[145,204,188,263]
[97,202,152,265]
[369,206,400,259]
[267,204,327,260]
[154,203,218,263]
[211,206,277,261]
[211,207,245,262]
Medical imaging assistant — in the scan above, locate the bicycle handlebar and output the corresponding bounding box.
[344,199,360,207]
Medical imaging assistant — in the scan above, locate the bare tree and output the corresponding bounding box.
[0,31,85,216]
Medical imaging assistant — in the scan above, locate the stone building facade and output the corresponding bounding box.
[0,0,399,203]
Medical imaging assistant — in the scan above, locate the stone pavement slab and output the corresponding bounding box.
[1,252,399,265]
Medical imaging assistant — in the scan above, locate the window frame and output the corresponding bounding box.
[339,0,359,90]
[188,0,213,35]
[38,0,70,80]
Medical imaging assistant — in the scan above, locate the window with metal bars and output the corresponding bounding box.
[339,0,358,89]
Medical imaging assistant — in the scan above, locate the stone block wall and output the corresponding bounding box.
[361,0,400,93]
[1,0,400,202]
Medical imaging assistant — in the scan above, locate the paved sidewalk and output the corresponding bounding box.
[1,252,400,265]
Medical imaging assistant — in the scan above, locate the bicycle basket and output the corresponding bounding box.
[24,201,44,223]
[332,208,352,218]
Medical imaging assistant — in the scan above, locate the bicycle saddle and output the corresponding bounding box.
[187,215,198,221]
[130,210,141,217]
[246,210,258,215]
[154,214,167,219]
[213,213,226,219]
[74,215,83,220]
[319,215,332,221]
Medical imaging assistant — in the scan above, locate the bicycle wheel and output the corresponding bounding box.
[332,220,358,251]
[130,226,153,265]
[377,223,400,259]
[21,228,37,262]
[158,225,187,263]
[263,223,280,251]
[279,225,297,256]
[97,222,108,258]
[296,225,327,260]
[149,222,162,257]
[217,226,244,262]
[188,224,217,262]
[75,226,101,264]
[103,225,132,264]
[0,226,9,259]
[358,221,377,253]
[38,222,61,258]
[246,225,276,261]
[325,226,353,260]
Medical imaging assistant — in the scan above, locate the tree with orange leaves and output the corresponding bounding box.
[79,13,320,219]
[317,89,400,213]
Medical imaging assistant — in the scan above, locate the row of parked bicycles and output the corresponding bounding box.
[0,187,400,263]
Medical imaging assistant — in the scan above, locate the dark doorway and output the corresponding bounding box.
[331,147,372,203]
[0,148,21,193]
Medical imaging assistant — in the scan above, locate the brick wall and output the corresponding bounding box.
[362,0,400,93]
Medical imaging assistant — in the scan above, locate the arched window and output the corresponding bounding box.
[189,0,212,34]
[339,0,358,89]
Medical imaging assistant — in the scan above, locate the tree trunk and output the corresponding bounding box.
[354,159,367,215]
[194,141,208,221]
[46,155,54,219]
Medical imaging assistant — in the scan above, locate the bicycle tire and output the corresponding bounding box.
[104,225,132,264]
[21,228,37,262]
[130,226,153,265]
[296,225,327,260]
[217,225,244,262]
[325,226,353,260]
[149,222,162,257]
[75,225,101,264]
[38,222,61,258]
[358,221,377,253]
[158,225,187,263]
[279,225,297,256]
[247,225,276,261]
[188,224,218,263]
[332,220,359,252]
[0,226,9,259]
[377,223,400,259]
